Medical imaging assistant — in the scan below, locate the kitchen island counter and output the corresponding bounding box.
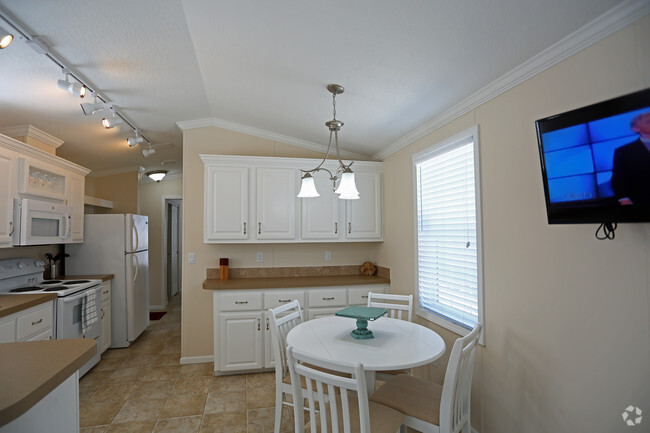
[0,293,57,319]
[0,338,96,427]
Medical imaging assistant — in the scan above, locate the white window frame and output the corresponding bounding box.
[413,125,484,342]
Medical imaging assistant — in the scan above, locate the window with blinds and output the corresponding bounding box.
[413,126,483,334]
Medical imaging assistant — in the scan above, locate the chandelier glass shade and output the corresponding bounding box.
[297,84,359,200]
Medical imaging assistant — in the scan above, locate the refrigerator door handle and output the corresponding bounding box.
[133,222,139,252]
[132,253,139,283]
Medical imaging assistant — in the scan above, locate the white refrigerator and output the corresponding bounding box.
[67,214,150,348]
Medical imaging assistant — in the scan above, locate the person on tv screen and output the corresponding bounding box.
[611,111,650,206]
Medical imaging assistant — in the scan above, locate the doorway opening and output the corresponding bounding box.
[162,197,182,309]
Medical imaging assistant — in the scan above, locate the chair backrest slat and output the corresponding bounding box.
[268,300,303,378]
[367,292,413,321]
[439,323,481,433]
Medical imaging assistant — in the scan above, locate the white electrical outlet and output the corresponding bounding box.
[256,252,263,263]
[188,252,196,264]
[325,251,332,261]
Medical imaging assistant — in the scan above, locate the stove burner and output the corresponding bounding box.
[63,280,91,285]
[9,287,43,293]
[40,280,63,285]
[43,286,64,291]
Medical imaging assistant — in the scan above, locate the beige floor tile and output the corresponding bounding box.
[160,343,181,355]
[141,365,181,381]
[105,420,156,433]
[200,412,247,433]
[113,398,166,423]
[94,357,127,371]
[80,401,125,427]
[246,386,275,410]
[91,383,139,403]
[152,416,202,433]
[247,407,294,433]
[80,426,108,433]
[130,380,175,400]
[153,354,181,366]
[120,354,159,369]
[80,383,102,401]
[131,343,165,356]
[171,376,211,396]
[108,367,147,383]
[209,374,246,393]
[204,390,246,414]
[102,349,132,360]
[81,368,115,387]
[179,363,213,377]
[159,394,207,418]
[246,372,275,389]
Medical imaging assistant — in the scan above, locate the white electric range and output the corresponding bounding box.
[0,258,102,377]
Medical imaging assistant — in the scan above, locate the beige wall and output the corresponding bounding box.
[181,127,381,359]
[377,16,650,433]
[140,177,183,309]
[93,171,140,214]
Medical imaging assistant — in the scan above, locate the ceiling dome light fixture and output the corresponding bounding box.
[57,69,86,98]
[102,107,123,129]
[0,26,13,49]
[297,84,359,200]
[146,170,167,182]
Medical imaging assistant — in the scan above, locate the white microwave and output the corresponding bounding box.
[12,198,73,246]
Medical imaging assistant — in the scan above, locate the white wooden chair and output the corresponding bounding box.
[369,323,482,433]
[367,292,413,381]
[269,300,305,433]
[367,293,413,322]
[286,345,405,433]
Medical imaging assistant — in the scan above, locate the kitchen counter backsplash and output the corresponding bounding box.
[206,265,389,280]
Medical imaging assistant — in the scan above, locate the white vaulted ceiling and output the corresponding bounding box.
[0,0,640,176]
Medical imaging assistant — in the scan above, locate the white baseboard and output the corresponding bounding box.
[180,355,214,365]
[149,304,163,311]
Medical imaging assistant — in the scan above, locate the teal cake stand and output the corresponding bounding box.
[335,306,388,339]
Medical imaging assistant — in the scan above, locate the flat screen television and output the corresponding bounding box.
[536,87,650,224]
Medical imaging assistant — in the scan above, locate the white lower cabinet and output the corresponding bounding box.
[212,284,387,373]
[0,300,54,344]
[100,281,112,354]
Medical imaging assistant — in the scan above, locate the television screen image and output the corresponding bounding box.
[536,87,650,224]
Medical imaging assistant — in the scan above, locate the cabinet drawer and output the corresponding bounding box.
[308,288,347,308]
[16,304,53,340]
[348,288,372,305]
[0,319,16,343]
[219,292,263,311]
[101,284,111,302]
[264,291,305,309]
[26,328,53,341]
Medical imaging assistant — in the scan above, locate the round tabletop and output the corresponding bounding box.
[286,315,446,371]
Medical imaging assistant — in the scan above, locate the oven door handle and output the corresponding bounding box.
[61,289,91,304]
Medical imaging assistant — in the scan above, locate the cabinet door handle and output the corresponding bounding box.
[9,221,14,236]
[31,318,43,326]
[101,308,105,319]
[278,299,291,303]
[266,318,269,330]
[322,297,334,301]
[361,295,368,299]
[235,301,249,305]
[258,222,261,234]
[243,222,247,234]
[348,222,352,234]
[334,222,338,234]
[257,318,261,331]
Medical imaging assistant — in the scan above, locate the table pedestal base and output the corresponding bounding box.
[351,318,374,339]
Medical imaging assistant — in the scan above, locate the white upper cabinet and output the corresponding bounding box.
[256,167,297,240]
[0,146,15,248]
[204,165,249,241]
[345,170,383,240]
[67,173,85,243]
[201,155,382,243]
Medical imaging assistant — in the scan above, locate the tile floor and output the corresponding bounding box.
[79,294,293,433]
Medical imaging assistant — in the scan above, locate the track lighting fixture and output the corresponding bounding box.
[81,100,110,116]
[0,26,13,49]
[102,107,123,129]
[127,129,144,147]
[57,70,86,98]
[298,84,359,200]
[142,145,156,158]
[146,170,168,182]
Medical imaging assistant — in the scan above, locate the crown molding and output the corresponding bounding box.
[373,0,650,161]
[177,118,368,161]
[0,124,64,149]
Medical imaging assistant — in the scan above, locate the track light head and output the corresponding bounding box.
[0,26,13,49]
[127,136,144,147]
[102,107,123,129]
[57,78,86,98]
[142,147,156,158]
[81,101,109,116]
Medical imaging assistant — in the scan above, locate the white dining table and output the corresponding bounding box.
[286,315,446,394]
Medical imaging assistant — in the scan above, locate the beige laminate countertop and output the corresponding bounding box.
[203,274,390,290]
[0,293,57,319]
[61,274,114,282]
[0,338,96,426]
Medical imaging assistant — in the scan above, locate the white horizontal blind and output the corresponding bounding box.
[416,136,478,329]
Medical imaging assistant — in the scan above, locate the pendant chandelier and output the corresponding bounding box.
[297,84,360,200]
